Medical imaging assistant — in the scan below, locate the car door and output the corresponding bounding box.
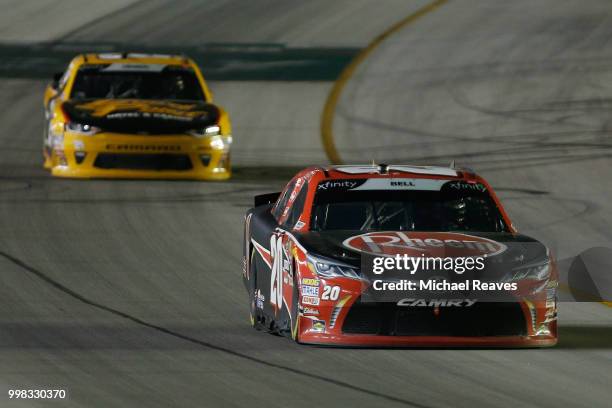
[248,178,297,319]
[271,177,310,320]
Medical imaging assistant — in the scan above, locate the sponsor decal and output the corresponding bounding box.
[302,295,320,306]
[446,180,486,192]
[353,178,447,191]
[97,53,123,59]
[317,178,447,192]
[317,179,362,191]
[74,99,209,119]
[126,53,172,59]
[269,235,288,313]
[106,144,181,152]
[311,319,326,333]
[344,231,507,258]
[301,285,319,297]
[102,63,166,72]
[390,180,415,187]
[301,278,320,286]
[301,307,319,316]
[106,111,195,121]
[397,298,478,307]
[294,220,306,230]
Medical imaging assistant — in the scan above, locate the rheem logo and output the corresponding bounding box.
[343,231,506,258]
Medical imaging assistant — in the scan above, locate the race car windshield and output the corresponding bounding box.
[70,65,205,101]
[311,188,508,233]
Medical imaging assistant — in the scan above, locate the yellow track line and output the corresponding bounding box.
[320,0,448,164]
[559,282,612,308]
[319,1,611,311]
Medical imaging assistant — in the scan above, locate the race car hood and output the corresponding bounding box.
[294,230,549,272]
[62,99,220,134]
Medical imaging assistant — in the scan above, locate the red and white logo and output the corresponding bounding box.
[342,231,507,258]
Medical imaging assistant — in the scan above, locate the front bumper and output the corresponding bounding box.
[300,333,558,348]
[295,277,558,348]
[46,131,231,180]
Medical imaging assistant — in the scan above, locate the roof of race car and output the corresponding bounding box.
[73,53,193,67]
[333,164,457,176]
[312,164,478,180]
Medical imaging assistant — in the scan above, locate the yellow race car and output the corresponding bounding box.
[43,53,232,180]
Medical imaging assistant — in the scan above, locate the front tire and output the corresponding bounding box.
[42,119,52,169]
[290,260,300,342]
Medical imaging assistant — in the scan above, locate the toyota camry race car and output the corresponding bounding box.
[43,53,232,180]
[243,165,558,347]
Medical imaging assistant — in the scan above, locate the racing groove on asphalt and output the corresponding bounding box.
[0,1,611,407]
[0,250,430,408]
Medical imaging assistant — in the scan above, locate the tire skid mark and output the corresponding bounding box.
[0,250,432,408]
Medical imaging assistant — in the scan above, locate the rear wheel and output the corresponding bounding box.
[248,249,263,330]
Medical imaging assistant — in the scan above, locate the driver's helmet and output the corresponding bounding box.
[446,198,468,230]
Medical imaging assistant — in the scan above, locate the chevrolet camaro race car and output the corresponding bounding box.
[43,53,232,180]
[243,165,558,347]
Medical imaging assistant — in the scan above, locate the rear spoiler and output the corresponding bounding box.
[254,192,281,207]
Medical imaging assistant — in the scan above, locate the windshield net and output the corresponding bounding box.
[311,183,508,233]
[70,65,205,101]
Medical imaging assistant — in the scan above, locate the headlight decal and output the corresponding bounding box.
[306,254,360,279]
[504,259,551,283]
[65,122,100,135]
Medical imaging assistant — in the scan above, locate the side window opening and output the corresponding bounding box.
[283,184,308,229]
[272,179,297,221]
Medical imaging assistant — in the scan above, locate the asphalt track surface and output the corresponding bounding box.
[0,1,611,407]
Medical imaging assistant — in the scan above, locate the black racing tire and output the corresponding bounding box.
[42,118,51,164]
[290,259,300,343]
[248,248,263,331]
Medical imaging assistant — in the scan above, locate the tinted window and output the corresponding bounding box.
[70,65,205,101]
[311,188,507,233]
[284,184,308,228]
[272,179,297,221]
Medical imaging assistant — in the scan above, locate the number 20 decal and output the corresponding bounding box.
[269,235,284,310]
[322,285,340,301]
